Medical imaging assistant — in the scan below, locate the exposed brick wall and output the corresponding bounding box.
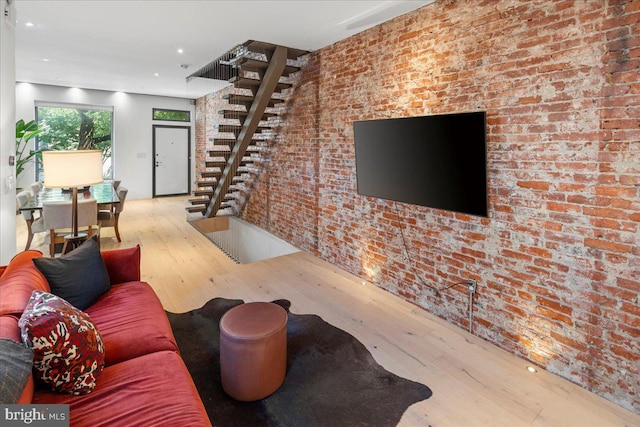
[194,96,207,181]
[215,0,640,412]
[244,56,322,251]
[194,88,236,181]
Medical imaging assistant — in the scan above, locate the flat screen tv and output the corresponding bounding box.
[353,111,488,217]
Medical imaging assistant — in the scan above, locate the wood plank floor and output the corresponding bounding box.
[16,196,639,426]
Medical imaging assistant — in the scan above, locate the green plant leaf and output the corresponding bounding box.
[15,119,44,181]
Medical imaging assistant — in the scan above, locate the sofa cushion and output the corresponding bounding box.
[101,245,141,285]
[0,316,35,403]
[32,350,212,427]
[0,338,34,404]
[85,281,178,366]
[19,291,105,395]
[0,250,50,316]
[33,239,110,310]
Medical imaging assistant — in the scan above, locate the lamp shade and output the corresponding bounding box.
[42,150,104,188]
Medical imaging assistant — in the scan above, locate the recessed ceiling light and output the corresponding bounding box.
[526,365,537,373]
[177,48,184,54]
[42,58,50,62]
[25,22,34,27]
[154,73,159,77]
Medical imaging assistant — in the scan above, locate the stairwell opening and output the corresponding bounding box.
[201,216,299,264]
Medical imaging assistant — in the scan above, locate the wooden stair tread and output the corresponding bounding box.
[207,151,231,158]
[205,160,227,167]
[201,171,222,178]
[208,146,231,152]
[217,124,272,134]
[186,206,206,213]
[237,57,300,76]
[205,159,254,167]
[211,138,261,147]
[228,76,292,93]
[188,198,210,205]
[196,180,217,187]
[219,109,277,120]
[208,146,259,156]
[202,167,222,172]
[223,94,283,107]
[212,151,231,159]
[194,189,213,196]
[243,40,309,60]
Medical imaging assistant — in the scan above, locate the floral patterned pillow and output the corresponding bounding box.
[18,290,105,395]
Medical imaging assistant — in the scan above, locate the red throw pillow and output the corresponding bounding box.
[18,291,105,395]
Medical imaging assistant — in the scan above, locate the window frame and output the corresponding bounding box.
[152,108,191,122]
[34,102,114,181]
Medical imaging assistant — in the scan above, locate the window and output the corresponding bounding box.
[153,108,190,122]
[36,104,113,181]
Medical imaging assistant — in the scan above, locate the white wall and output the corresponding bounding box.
[0,0,17,264]
[206,217,299,264]
[15,83,195,200]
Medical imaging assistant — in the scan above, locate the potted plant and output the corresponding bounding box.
[15,119,43,181]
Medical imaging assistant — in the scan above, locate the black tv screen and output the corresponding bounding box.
[353,111,487,217]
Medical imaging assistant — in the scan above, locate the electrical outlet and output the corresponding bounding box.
[467,279,477,293]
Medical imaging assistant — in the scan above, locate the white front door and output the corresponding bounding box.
[153,126,190,197]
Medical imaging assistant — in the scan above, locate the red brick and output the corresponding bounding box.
[537,296,574,316]
[517,181,550,190]
[584,238,632,253]
[535,306,573,326]
[617,278,640,292]
[550,331,588,353]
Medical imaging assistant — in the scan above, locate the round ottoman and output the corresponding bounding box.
[219,302,288,401]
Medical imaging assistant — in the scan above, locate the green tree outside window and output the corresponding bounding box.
[153,109,190,122]
[36,106,113,180]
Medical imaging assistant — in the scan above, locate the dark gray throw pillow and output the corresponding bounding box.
[33,238,111,310]
[0,338,34,404]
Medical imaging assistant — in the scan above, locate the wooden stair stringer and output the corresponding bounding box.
[204,45,289,218]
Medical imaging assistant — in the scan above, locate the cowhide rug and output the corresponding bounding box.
[167,298,432,426]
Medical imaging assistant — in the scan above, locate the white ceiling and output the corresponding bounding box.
[14,0,435,99]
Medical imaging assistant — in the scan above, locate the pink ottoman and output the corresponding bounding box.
[219,302,287,401]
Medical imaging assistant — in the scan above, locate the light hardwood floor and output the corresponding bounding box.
[16,196,639,426]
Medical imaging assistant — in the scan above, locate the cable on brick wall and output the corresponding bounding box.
[393,202,469,298]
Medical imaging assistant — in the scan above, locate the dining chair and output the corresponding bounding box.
[98,186,128,242]
[30,181,43,195]
[16,190,46,250]
[42,199,99,257]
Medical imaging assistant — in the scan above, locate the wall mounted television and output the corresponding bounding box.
[353,111,488,217]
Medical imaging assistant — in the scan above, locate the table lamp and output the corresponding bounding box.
[41,150,104,252]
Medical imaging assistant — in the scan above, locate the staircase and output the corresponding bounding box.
[186,40,308,221]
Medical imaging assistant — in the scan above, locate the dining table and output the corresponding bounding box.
[18,181,120,211]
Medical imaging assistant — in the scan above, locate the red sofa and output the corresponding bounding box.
[0,246,211,427]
